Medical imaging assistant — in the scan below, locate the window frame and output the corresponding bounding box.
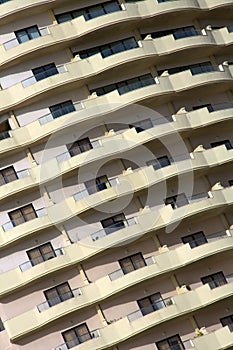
[201,271,227,289]
[26,242,56,266]
[181,231,207,248]
[156,334,185,350]
[68,137,93,156]
[8,204,37,227]
[220,314,233,332]
[119,252,146,274]
[44,282,73,307]
[0,166,18,185]
[15,25,41,44]
[49,100,75,119]
[62,323,92,349]
[32,63,58,82]
[137,292,165,315]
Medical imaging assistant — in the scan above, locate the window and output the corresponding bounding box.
[32,63,58,82]
[62,323,91,348]
[210,139,232,150]
[220,314,233,332]
[137,292,165,316]
[147,156,171,170]
[44,282,73,307]
[95,175,110,191]
[192,104,214,112]
[15,25,41,44]
[229,180,233,186]
[173,26,198,39]
[141,26,198,40]
[101,213,126,234]
[158,61,215,76]
[91,73,155,96]
[190,62,215,75]
[157,0,177,2]
[0,0,11,4]
[0,166,17,185]
[0,318,4,332]
[0,119,11,140]
[76,37,138,59]
[26,242,56,266]
[49,100,75,119]
[56,1,121,24]
[9,204,37,227]
[129,119,153,133]
[156,334,185,350]
[164,193,188,209]
[68,138,93,156]
[201,271,227,289]
[119,252,146,274]
[181,231,207,248]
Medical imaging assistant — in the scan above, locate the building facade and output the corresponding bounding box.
[1,0,233,349]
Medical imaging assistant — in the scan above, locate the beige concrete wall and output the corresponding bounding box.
[0,267,83,320]
[0,227,65,273]
[83,236,157,282]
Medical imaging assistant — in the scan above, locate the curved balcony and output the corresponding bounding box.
[1,225,233,332]
[1,147,233,250]
[4,267,233,342]
[189,323,233,350]
[1,39,231,114]
[0,213,232,300]
[0,0,56,23]
[0,0,201,69]
[1,67,233,158]
[1,115,233,203]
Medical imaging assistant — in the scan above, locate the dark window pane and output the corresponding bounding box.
[15,25,40,43]
[211,139,232,150]
[32,63,58,81]
[49,100,75,119]
[27,242,55,266]
[201,271,227,289]
[182,231,207,248]
[119,253,145,274]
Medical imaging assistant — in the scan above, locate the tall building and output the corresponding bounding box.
[1,0,233,349]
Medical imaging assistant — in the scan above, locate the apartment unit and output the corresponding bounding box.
[1,0,233,349]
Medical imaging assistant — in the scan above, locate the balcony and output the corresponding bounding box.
[2,232,233,339]
[8,279,230,347]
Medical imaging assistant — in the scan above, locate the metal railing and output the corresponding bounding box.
[73,177,118,201]
[91,217,137,241]
[55,329,100,350]
[56,139,102,163]
[21,64,67,88]
[108,255,156,281]
[39,101,83,125]
[3,26,50,50]
[127,296,174,322]
[19,248,64,272]
[37,287,82,312]
[2,207,47,232]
